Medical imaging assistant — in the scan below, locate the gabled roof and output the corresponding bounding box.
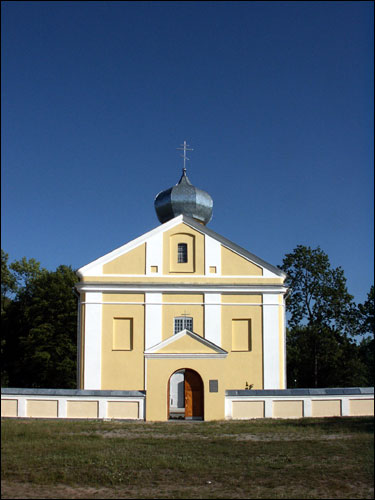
[76,214,286,278]
[144,329,228,358]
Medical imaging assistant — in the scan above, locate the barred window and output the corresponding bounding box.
[174,317,193,335]
[177,243,188,263]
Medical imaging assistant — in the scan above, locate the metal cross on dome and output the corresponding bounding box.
[176,140,193,172]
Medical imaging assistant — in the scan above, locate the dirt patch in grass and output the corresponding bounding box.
[74,429,357,442]
[231,433,356,441]
[70,429,212,439]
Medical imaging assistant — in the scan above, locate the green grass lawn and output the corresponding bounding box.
[1,417,374,499]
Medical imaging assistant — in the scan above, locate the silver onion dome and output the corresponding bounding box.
[154,168,213,225]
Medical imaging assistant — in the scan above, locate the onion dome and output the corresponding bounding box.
[154,168,213,225]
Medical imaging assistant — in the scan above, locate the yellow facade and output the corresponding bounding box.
[146,358,226,421]
[103,243,146,274]
[101,293,145,390]
[77,216,288,420]
[221,246,263,276]
[156,334,217,354]
[221,294,263,389]
[162,293,204,340]
[163,223,205,274]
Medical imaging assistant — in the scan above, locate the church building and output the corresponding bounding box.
[75,143,288,421]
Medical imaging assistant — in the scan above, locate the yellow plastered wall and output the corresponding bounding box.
[1,399,18,417]
[102,243,146,275]
[107,401,139,419]
[163,223,205,274]
[311,400,341,417]
[349,399,374,416]
[221,295,263,389]
[221,247,263,276]
[273,400,303,418]
[156,334,217,354]
[101,293,145,390]
[146,358,225,421]
[67,401,98,418]
[162,294,204,340]
[232,401,264,419]
[27,400,58,418]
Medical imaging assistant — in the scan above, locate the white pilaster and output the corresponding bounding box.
[303,398,312,417]
[264,399,273,418]
[84,292,102,390]
[146,232,163,275]
[58,399,67,418]
[205,235,221,275]
[145,293,162,349]
[341,398,350,416]
[138,398,145,419]
[204,293,221,346]
[18,397,26,417]
[98,399,107,418]
[262,294,280,389]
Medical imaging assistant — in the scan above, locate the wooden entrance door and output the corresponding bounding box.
[184,369,203,419]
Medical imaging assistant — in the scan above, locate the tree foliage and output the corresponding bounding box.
[281,245,372,387]
[1,251,77,388]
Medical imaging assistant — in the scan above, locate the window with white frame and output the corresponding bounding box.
[174,317,193,334]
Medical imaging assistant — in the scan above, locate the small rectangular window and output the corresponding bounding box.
[177,243,188,263]
[174,316,193,334]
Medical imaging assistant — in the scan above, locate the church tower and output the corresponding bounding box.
[155,142,213,225]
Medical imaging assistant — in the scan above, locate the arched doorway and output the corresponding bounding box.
[168,369,204,420]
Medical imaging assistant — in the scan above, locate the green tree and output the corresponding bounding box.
[1,251,46,386]
[1,250,16,385]
[357,286,374,386]
[2,256,78,388]
[358,286,374,337]
[1,249,17,314]
[18,265,78,388]
[281,245,366,387]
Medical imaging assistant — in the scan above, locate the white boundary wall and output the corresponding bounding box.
[225,389,374,419]
[1,389,145,420]
[2,388,373,421]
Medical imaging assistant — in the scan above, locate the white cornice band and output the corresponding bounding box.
[76,284,288,294]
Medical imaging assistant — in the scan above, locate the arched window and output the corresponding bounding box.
[177,243,188,263]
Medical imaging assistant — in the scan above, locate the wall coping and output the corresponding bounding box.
[1,388,146,397]
[226,387,374,397]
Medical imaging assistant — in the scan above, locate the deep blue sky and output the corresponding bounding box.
[1,1,373,304]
